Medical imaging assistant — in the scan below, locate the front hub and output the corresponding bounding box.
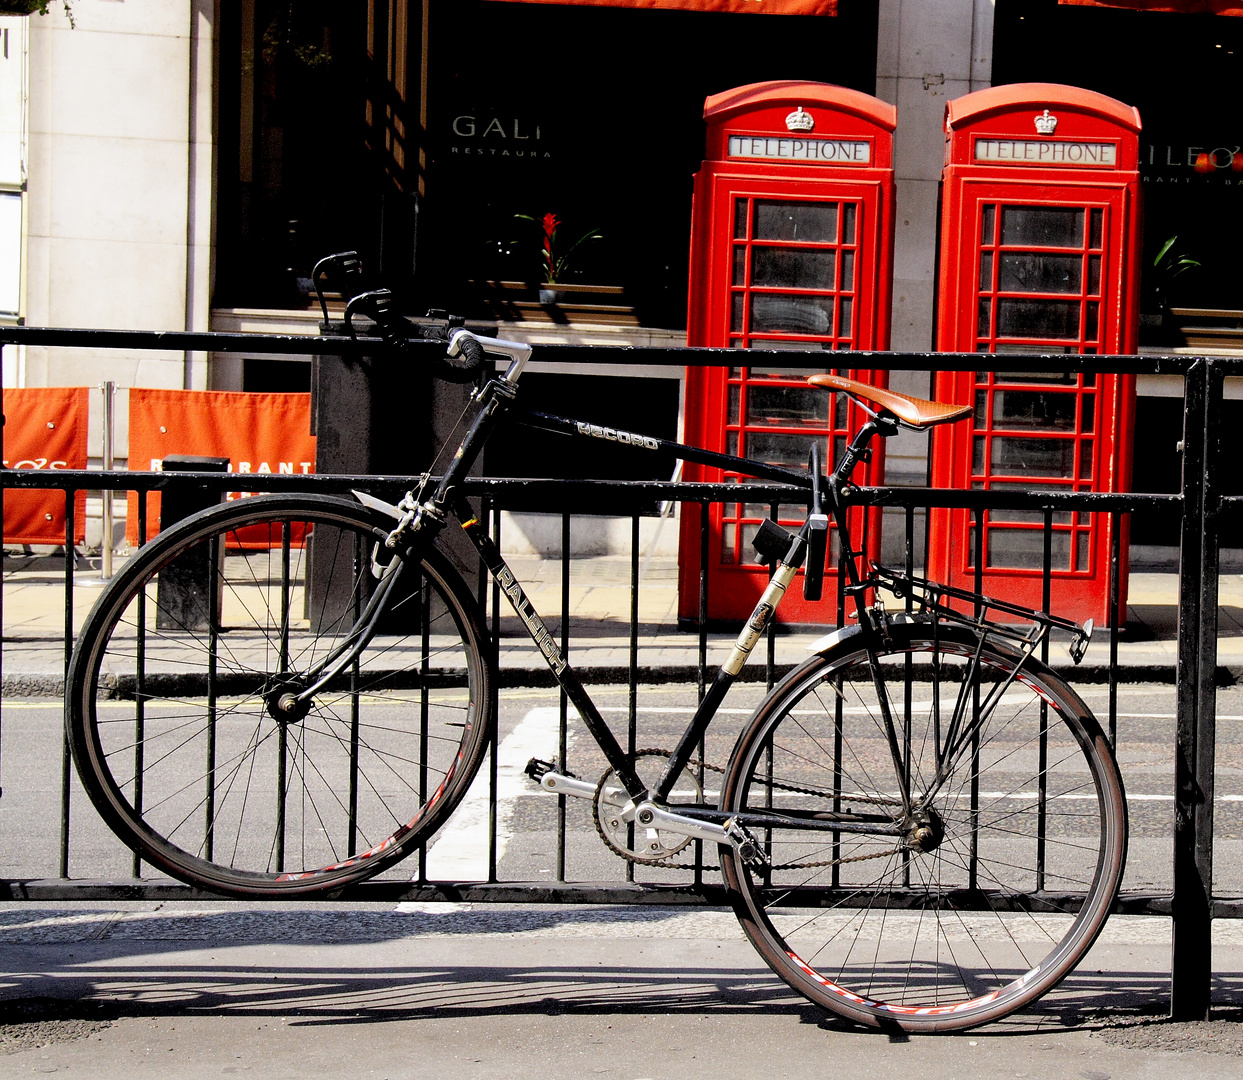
[264,679,312,724]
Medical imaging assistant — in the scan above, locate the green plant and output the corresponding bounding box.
[1152,234,1200,303]
[514,212,602,284]
[0,0,74,26]
[262,3,332,70]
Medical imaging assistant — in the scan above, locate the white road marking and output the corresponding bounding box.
[410,706,574,885]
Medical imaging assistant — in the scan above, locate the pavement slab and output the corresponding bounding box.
[0,906,1242,1079]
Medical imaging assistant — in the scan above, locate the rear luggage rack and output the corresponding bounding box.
[869,564,1093,664]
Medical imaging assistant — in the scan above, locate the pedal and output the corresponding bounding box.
[725,819,770,871]
[524,760,600,801]
[524,757,556,782]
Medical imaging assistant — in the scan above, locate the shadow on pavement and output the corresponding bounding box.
[0,946,1219,1034]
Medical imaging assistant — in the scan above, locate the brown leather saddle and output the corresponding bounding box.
[807,374,972,430]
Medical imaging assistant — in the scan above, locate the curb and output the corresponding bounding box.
[3,661,1216,699]
[2,673,70,698]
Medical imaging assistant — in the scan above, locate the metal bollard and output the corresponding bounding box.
[154,454,230,631]
[81,381,118,588]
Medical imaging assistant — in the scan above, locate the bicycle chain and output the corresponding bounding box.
[592,749,905,871]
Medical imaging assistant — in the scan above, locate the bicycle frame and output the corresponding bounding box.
[290,351,838,811]
[59,312,1129,1027]
[296,342,1087,847]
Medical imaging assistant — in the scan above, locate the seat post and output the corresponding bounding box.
[830,415,895,489]
[824,413,897,594]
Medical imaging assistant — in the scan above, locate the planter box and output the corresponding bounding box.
[473,280,638,326]
[1168,307,1243,352]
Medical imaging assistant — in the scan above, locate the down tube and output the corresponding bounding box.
[458,514,646,799]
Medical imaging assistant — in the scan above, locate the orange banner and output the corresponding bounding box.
[487,0,837,12]
[127,389,316,545]
[2,386,89,546]
[1060,0,1243,12]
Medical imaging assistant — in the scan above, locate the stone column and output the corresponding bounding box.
[873,0,994,560]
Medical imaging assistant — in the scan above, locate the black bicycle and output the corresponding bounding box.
[66,297,1126,1032]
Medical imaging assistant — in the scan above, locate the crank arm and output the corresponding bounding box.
[529,761,767,868]
[532,776,739,857]
[634,801,728,845]
[534,770,599,801]
[635,803,770,869]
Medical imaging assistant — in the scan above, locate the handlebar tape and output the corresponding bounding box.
[343,291,484,381]
[450,334,488,377]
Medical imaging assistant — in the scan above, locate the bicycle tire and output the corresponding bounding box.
[67,493,493,896]
[719,618,1127,1032]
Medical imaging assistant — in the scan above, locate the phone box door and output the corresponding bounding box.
[928,84,1142,626]
[682,82,896,625]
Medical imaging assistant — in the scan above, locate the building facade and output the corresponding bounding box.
[2,0,1240,554]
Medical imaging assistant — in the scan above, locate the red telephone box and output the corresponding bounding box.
[680,81,896,625]
[927,84,1142,627]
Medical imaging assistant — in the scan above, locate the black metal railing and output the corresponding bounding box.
[0,325,1232,1020]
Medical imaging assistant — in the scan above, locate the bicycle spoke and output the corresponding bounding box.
[723,626,1125,1030]
[70,499,490,893]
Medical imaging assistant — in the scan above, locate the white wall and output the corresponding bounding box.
[0,17,26,190]
[21,0,214,456]
[876,0,994,359]
[0,15,28,347]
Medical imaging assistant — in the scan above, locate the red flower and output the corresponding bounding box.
[513,210,601,284]
[539,213,561,278]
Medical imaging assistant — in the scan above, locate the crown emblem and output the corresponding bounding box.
[1034,109,1058,136]
[785,107,815,133]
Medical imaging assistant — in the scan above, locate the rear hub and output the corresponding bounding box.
[904,806,945,853]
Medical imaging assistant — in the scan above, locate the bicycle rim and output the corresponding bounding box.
[720,622,1126,1031]
[68,494,492,896]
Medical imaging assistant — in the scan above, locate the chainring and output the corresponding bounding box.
[592,749,704,865]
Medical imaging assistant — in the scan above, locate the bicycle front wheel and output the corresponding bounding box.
[720,620,1126,1031]
[67,494,492,896]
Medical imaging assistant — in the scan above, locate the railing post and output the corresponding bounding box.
[60,487,76,878]
[99,381,116,579]
[1,348,5,804]
[1172,356,1221,1021]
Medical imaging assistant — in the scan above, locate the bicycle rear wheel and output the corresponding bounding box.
[720,620,1126,1031]
[67,494,492,896]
